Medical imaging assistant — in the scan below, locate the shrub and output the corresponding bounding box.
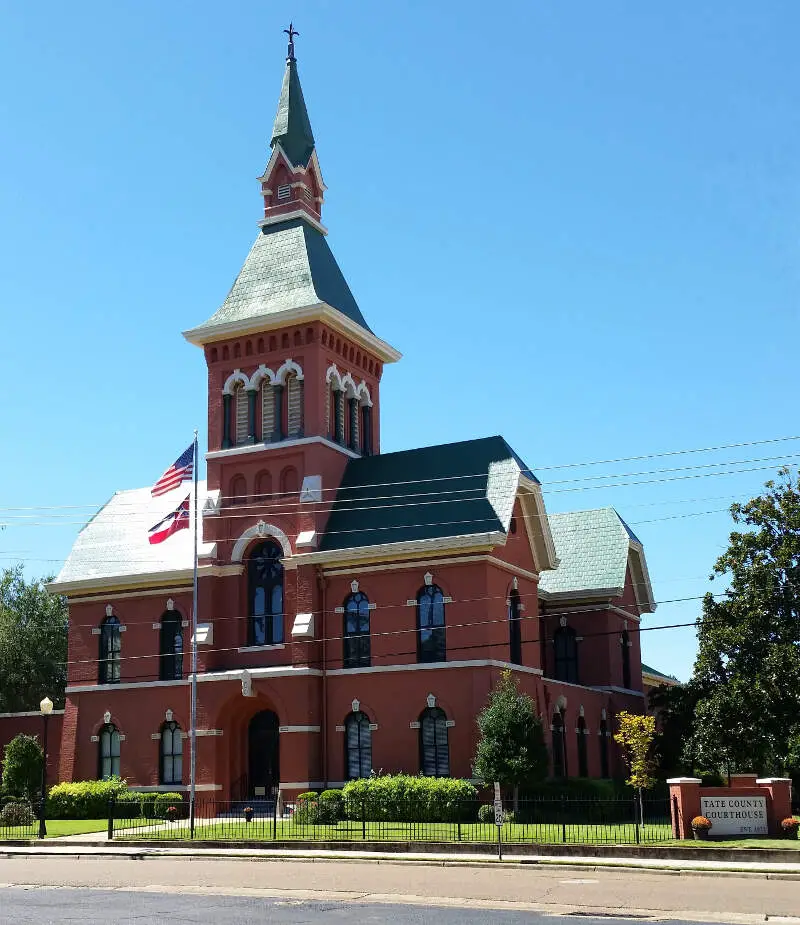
[698,770,725,787]
[113,792,141,819]
[477,803,494,823]
[342,775,478,823]
[292,794,321,825]
[317,790,344,823]
[1,734,43,801]
[154,793,184,819]
[0,800,34,828]
[47,779,129,819]
[691,815,712,832]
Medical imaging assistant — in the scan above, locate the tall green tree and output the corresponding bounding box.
[473,670,549,811]
[1,733,43,800]
[688,468,800,775]
[648,681,702,777]
[0,566,67,712]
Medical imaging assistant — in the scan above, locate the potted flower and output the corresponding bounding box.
[691,815,712,840]
[780,818,799,840]
[164,805,179,823]
[243,806,255,823]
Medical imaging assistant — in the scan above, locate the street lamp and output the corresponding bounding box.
[38,696,53,839]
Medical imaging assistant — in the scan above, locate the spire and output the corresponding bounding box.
[270,23,315,167]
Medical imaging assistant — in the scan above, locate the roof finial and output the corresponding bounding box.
[284,22,299,61]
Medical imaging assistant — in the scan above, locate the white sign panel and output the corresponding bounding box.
[494,799,504,826]
[699,795,768,836]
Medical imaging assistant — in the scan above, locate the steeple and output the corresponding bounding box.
[257,24,324,228]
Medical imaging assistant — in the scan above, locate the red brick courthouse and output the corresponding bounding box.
[41,38,659,800]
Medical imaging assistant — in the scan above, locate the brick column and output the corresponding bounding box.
[667,777,702,839]
[757,778,793,835]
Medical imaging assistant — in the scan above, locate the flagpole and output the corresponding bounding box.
[189,429,199,839]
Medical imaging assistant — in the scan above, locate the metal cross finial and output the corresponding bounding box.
[284,22,299,60]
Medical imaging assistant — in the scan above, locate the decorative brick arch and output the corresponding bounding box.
[356,381,373,406]
[250,364,277,389]
[275,359,304,383]
[325,363,343,389]
[231,521,292,562]
[222,369,251,395]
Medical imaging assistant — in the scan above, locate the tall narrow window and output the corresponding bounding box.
[599,718,610,778]
[98,723,120,780]
[343,592,371,668]
[234,382,249,446]
[621,629,632,689]
[348,397,359,451]
[419,706,449,777]
[99,615,121,684]
[334,389,345,444]
[286,374,304,437]
[345,711,372,779]
[160,721,183,785]
[417,584,446,663]
[248,541,284,646]
[552,712,566,778]
[508,589,522,665]
[553,626,578,683]
[577,715,588,777]
[160,612,183,681]
[360,405,373,456]
[261,380,276,443]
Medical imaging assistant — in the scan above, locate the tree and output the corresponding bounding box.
[1,734,43,800]
[473,670,549,811]
[688,469,800,775]
[614,711,657,824]
[648,681,702,777]
[0,566,68,712]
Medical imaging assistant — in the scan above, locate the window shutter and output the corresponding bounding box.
[287,375,304,437]
[261,382,275,442]
[421,714,436,775]
[235,385,248,445]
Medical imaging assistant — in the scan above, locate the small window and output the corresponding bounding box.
[577,715,588,777]
[553,626,578,684]
[99,723,120,780]
[417,585,446,663]
[343,592,371,668]
[277,184,291,201]
[345,711,372,780]
[160,721,183,785]
[99,615,121,685]
[508,589,522,666]
[160,612,183,681]
[419,706,449,777]
[552,712,566,778]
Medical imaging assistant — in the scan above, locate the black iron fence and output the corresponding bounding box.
[108,793,675,845]
[0,799,40,839]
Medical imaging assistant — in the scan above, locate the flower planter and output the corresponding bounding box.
[692,829,710,841]
[783,828,798,840]
[243,808,254,823]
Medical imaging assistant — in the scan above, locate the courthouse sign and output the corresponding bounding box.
[699,795,768,836]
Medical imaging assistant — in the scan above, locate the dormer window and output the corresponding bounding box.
[277,184,291,201]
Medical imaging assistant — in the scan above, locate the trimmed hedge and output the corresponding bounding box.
[154,793,184,819]
[342,775,478,823]
[47,779,130,819]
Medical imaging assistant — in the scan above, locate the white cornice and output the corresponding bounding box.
[49,562,235,598]
[206,434,358,462]
[66,679,189,694]
[293,531,506,568]
[193,666,322,682]
[257,209,327,236]
[327,659,543,678]
[0,710,66,718]
[183,302,402,364]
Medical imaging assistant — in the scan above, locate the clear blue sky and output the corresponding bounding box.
[1,2,798,681]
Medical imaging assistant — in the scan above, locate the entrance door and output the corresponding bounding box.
[248,710,279,797]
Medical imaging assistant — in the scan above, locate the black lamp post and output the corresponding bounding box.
[38,696,53,839]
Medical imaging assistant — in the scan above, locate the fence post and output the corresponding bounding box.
[561,795,567,843]
[107,796,115,841]
[634,794,640,844]
[361,798,366,840]
[272,788,278,841]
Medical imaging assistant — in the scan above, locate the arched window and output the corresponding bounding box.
[247,541,284,646]
[553,626,578,683]
[280,466,299,497]
[417,584,446,663]
[159,721,183,785]
[159,612,183,681]
[419,706,449,777]
[229,474,247,506]
[99,615,121,684]
[508,588,522,665]
[261,378,276,443]
[360,404,373,456]
[255,470,272,502]
[347,396,359,452]
[332,386,345,444]
[577,715,588,777]
[552,711,566,778]
[98,723,120,780]
[233,382,249,446]
[344,711,372,780]
[621,628,632,689]
[343,592,371,669]
[599,717,610,778]
[286,373,304,437]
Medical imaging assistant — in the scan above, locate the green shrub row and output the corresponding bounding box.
[46,780,184,820]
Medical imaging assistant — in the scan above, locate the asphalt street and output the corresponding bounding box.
[0,887,702,925]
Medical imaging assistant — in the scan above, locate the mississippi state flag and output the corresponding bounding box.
[148,495,190,545]
[151,444,194,497]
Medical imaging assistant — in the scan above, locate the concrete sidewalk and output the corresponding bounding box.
[3,841,800,878]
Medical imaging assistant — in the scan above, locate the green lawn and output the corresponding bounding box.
[0,818,153,840]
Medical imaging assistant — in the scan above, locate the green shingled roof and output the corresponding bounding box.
[320,436,537,553]
[271,56,316,167]
[641,663,679,682]
[538,508,634,597]
[188,218,372,336]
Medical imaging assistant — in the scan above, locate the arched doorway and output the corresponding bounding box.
[248,710,279,797]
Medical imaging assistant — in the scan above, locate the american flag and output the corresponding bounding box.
[151,444,195,497]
